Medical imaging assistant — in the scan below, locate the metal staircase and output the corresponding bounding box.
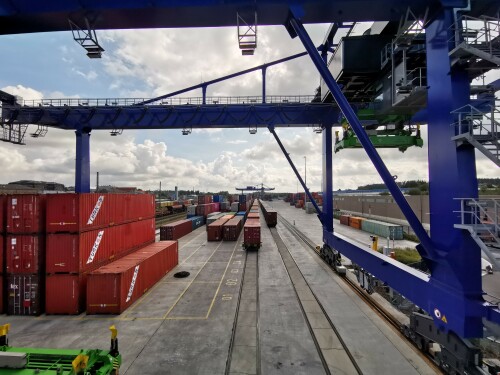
[449,15,500,78]
[1,124,28,145]
[451,101,500,167]
[455,198,500,271]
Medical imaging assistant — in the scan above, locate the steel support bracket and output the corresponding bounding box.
[268,125,323,224]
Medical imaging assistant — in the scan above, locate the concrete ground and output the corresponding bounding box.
[1,203,436,374]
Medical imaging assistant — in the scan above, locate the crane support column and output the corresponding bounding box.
[322,124,333,233]
[75,129,91,193]
[425,9,483,337]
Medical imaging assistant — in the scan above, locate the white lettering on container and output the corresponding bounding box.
[126,265,140,302]
[87,196,105,225]
[86,230,104,264]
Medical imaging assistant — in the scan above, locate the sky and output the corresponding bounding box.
[0,23,499,193]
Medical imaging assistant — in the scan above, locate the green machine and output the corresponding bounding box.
[0,325,121,375]
[334,109,424,153]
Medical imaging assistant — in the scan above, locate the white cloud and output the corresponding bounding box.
[1,85,43,101]
[1,23,500,193]
[72,68,98,81]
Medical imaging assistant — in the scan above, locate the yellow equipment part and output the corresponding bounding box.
[72,354,89,372]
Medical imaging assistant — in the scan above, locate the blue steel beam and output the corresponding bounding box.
[268,125,323,221]
[322,125,333,233]
[75,129,91,193]
[138,52,308,105]
[1,103,339,130]
[0,0,441,35]
[324,231,430,303]
[287,8,437,262]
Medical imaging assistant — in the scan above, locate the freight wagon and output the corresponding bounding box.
[258,200,277,227]
[243,219,261,250]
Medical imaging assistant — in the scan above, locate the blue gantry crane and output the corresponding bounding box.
[236,183,275,196]
[0,0,499,352]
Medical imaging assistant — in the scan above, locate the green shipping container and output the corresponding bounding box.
[361,219,403,240]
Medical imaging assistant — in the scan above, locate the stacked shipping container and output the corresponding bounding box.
[243,201,261,250]
[6,194,46,316]
[87,241,178,314]
[160,220,192,241]
[45,193,155,314]
[223,216,244,241]
[196,203,220,218]
[207,216,232,241]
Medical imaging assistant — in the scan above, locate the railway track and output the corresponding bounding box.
[270,225,362,374]
[226,249,261,375]
[276,212,442,373]
[155,212,187,228]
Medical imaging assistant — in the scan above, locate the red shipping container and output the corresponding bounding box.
[46,274,86,314]
[239,203,247,212]
[265,211,277,227]
[196,203,219,218]
[248,212,259,219]
[7,274,43,316]
[243,220,261,247]
[87,241,178,314]
[0,233,3,272]
[0,276,2,313]
[6,195,46,234]
[223,217,243,241]
[207,218,231,241]
[6,235,44,274]
[0,195,5,232]
[197,195,212,205]
[46,193,155,233]
[46,218,155,274]
[160,220,192,241]
[340,215,351,226]
[349,217,363,230]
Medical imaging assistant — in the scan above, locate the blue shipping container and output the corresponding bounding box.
[213,195,220,203]
[238,195,246,204]
[187,216,205,230]
[187,213,197,219]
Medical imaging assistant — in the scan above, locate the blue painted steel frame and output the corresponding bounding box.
[138,52,307,105]
[75,129,91,193]
[2,0,498,338]
[287,7,500,337]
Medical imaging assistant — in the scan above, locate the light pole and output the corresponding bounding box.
[304,156,307,203]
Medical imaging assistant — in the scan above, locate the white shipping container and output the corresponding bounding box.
[305,202,315,214]
[187,205,198,215]
[231,202,239,212]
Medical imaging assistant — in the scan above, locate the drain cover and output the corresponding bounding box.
[174,271,190,278]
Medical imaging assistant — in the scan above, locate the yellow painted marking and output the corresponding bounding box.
[230,269,239,274]
[204,240,242,319]
[162,241,225,319]
[225,279,238,286]
[222,294,233,301]
[121,230,210,318]
[162,281,220,284]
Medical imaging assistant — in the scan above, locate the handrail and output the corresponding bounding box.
[451,102,499,144]
[19,95,318,107]
[454,198,500,247]
[449,14,500,53]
